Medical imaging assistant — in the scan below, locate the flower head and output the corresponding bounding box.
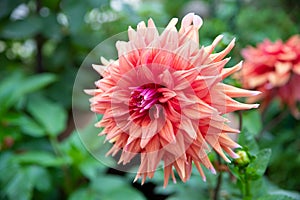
[86,13,259,186]
[241,35,300,118]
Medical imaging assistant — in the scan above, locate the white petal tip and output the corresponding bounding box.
[251,91,262,96]
[84,89,94,95]
[92,63,99,68]
[100,56,110,65]
[210,167,216,174]
[237,61,243,68]
[231,153,240,159]
[217,34,224,40]
[252,104,260,108]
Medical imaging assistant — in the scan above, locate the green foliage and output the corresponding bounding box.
[0,0,300,199]
[236,6,298,43]
[153,168,212,200]
[246,149,271,180]
[228,131,271,199]
[258,194,297,200]
[0,72,56,117]
[0,152,51,200]
[5,113,45,137]
[1,15,43,39]
[242,110,262,136]
[27,94,67,136]
[13,151,68,167]
[0,0,23,19]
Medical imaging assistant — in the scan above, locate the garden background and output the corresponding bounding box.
[0,0,300,199]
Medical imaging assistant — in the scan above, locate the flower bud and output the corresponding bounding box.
[234,150,250,167]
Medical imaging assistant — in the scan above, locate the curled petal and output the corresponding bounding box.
[179,13,203,43]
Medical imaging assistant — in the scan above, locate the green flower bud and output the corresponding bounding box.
[234,150,250,167]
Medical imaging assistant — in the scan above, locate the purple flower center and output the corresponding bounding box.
[129,83,163,113]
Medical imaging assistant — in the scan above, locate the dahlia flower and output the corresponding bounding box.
[241,35,300,118]
[86,13,259,186]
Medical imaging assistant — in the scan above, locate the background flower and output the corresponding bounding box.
[87,13,259,186]
[241,35,300,118]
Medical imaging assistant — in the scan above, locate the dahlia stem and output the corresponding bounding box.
[35,0,44,73]
[49,136,60,156]
[245,180,251,198]
[237,111,243,130]
[243,174,251,200]
[213,155,223,200]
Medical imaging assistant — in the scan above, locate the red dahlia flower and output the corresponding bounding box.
[241,35,300,118]
[86,13,259,186]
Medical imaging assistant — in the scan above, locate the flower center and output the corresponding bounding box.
[129,83,163,113]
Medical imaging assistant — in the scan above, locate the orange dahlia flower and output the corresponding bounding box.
[241,35,300,118]
[86,13,259,186]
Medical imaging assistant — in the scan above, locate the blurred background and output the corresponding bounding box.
[0,0,299,199]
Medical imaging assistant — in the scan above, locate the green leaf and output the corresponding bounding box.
[91,175,146,200]
[1,15,43,39]
[68,187,101,200]
[47,68,75,108]
[27,95,67,136]
[18,115,45,137]
[0,0,22,19]
[26,165,51,192]
[90,175,126,192]
[42,0,60,11]
[102,186,146,200]
[78,158,106,180]
[246,149,272,180]
[0,72,23,115]
[61,0,88,34]
[238,129,259,155]
[70,175,146,200]
[41,13,62,40]
[0,152,18,183]
[258,194,295,200]
[242,110,262,136]
[1,163,51,200]
[0,72,56,116]
[4,113,45,137]
[4,168,32,200]
[15,138,52,153]
[59,131,94,170]
[269,190,300,200]
[87,0,109,7]
[13,151,67,167]
[20,73,57,95]
[0,154,33,200]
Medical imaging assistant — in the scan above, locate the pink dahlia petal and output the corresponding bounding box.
[209,38,236,63]
[87,13,260,186]
[179,13,203,44]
